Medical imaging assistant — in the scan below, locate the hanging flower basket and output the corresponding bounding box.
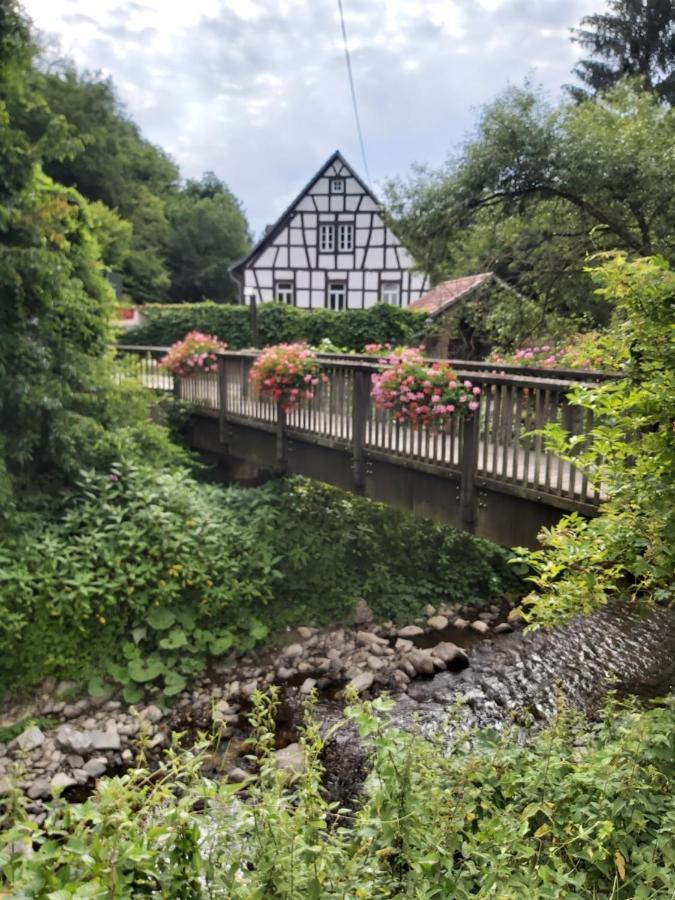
[159,331,228,377]
[371,349,481,431]
[250,343,327,413]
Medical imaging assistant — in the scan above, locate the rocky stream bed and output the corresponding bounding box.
[2,599,674,822]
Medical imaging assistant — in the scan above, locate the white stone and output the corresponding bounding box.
[356,630,388,647]
[453,617,470,629]
[470,620,490,634]
[91,730,121,751]
[83,758,107,778]
[348,671,374,694]
[274,742,305,775]
[494,622,513,634]
[406,650,435,676]
[395,638,414,652]
[397,625,424,638]
[56,726,93,755]
[430,641,467,666]
[140,705,163,724]
[284,643,304,659]
[297,626,315,639]
[427,615,449,631]
[299,678,317,695]
[26,778,50,800]
[51,772,76,791]
[16,726,45,752]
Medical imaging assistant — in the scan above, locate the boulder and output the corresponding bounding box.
[140,705,163,724]
[424,604,437,617]
[427,615,449,631]
[406,650,435,676]
[356,630,388,647]
[16,726,45,753]
[50,772,76,792]
[299,678,317,695]
[26,778,50,800]
[297,626,315,639]
[395,637,414,652]
[83,758,108,778]
[494,622,513,634]
[284,643,304,659]
[56,726,93,755]
[367,655,386,671]
[91,730,121,752]
[352,599,374,625]
[470,620,490,634]
[276,666,296,681]
[348,671,374,694]
[397,625,424,638]
[227,767,250,783]
[453,617,470,629]
[430,641,468,667]
[274,742,305,775]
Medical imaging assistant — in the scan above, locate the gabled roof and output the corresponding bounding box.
[229,150,379,279]
[409,272,495,317]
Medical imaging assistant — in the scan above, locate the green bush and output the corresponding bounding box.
[120,300,428,351]
[2,694,673,897]
[0,471,521,701]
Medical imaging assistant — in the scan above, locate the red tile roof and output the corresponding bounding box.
[409,272,494,317]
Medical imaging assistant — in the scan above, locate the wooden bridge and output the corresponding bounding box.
[118,346,612,547]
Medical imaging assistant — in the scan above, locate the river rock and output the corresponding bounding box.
[427,615,449,631]
[470,620,490,634]
[72,769,89,786]
[27,778,50,800]
[91,729,121,751]
[424,604,437,617]
[15,726,45,753]
[274,742,305,775]
[367,655,386,671]
[397,625,424,638]
[494,622,513,634]
[140,705,163,724]
[284,643,304,659]
[51,772,76,792]
[348,671,374,694]
[352,599,374,625]
[83,758,107,778]
[395,638,414,652]
[453,617,470,629]
[356,630,387,647]
[56,726,93,755]
[407,650,436,676]
[276,666,296,681]
[430,641,468,666]
[299,677,317,695]
[227,766,250,783]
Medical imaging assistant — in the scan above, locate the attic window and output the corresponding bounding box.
[330,177,345,194]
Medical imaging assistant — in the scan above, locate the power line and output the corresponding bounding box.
[337,0,371,184]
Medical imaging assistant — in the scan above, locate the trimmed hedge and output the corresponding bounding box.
[120,301,429,351]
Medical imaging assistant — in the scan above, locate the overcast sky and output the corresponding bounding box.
[24,0,599,236]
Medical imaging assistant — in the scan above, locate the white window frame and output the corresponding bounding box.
[328,281,346,311]
[338,223,354,252]
[275,281,294,305]
[319,224,334,252]
[330,177,345,194]
[381,281,401,306]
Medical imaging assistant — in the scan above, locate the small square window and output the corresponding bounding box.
[275,281,294,304]
[381,282,400,306]
[328,282,346,310]
[330,177,345,194]
[319,224,334,252]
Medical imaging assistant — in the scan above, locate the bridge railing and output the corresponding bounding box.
[117,345,608,519]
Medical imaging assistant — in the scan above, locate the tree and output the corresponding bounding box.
[386,83,675,349]
[165,173,251,302]
[569,0,675,105]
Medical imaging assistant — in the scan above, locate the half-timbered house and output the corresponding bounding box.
[229,151,429,310]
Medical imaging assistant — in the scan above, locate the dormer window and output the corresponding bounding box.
[330,177,345,194]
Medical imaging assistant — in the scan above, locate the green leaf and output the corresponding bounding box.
[147,608,176,631]
[163,670,187,696]
[132,626,147,644]
[128,655,165,683]
[106,662,130,684]
[209,631,235,655]
[87,675,112,701]
[159,627,188,650]
[248,618,269,641]
[123,683,144,704]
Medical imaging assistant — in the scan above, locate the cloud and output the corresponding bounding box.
[24,0,598,235]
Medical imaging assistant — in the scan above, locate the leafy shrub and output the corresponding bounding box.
[2,694,673,897]
[159,330,227,376]
[249,343,325,411]
[372,347,481,429]
[121,300,428,352]
[0,473,520,700]
[514,255,675,626]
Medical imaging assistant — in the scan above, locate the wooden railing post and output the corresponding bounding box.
[459,411,480,531]
[217,355,228,444]
[352,369,370,491]
[276,404,287,474]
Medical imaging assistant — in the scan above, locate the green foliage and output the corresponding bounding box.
[166,172,251,302]
[122,300,428,351]
[569,0,675,105]
[2,694,674,897]
[386,84,675,350]
[0,716,56,745]
[0,471,520,700]
[514,255,675,626]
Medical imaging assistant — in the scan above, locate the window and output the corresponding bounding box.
[338,223,354,252]
[330,177,345,194]
[275,281,294,304]
[319,224,334,252]
[381,281,400,306]
[328,282,346,311]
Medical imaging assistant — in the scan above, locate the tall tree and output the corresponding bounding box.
[165,173,251,302]
[569,0,675,104]
[386,83,675,348]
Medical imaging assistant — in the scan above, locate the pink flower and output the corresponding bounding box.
[468,401,480,411]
